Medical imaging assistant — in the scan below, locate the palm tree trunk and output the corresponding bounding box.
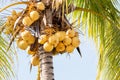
[38,46,54,80]
[38,0,54,80]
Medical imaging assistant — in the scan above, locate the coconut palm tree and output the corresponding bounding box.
[0,0,120,80]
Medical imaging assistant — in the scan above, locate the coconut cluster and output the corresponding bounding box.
[20,2,45,66]
[3,1,81,66]
[4,10,22,34]
[22,10,40,27]
[16,30,35,49]
[22,2,45,27]
[38,28,80,55]
[3,2,45,66]
[4,2,45,34]
[16,30,39,66]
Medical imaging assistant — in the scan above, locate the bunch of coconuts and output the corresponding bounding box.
[22,2,45,26]
[4,10,22,34]
[4,2,45,35]
[4,1,81,66]
[12,2,44,66]
[16,30,39,66]
[38,28,80,54]
[16,28,80,66]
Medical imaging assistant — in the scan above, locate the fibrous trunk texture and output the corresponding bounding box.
[39,0,54,80]
[38,45,54,80]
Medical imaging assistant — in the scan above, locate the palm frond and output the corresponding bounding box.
[67,0,120,80]
[0,35,17,80]
[97,24,120,80]
[0,16,17,79]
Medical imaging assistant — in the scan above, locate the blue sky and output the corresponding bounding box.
[17,36,98,80]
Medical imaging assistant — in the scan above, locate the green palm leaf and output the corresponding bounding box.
[0,35,17,80]
[0,19,17,79]
[68,0,120,80]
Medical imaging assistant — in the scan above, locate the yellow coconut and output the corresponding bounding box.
[55,31,66,41]
[63,36,72,46]
[72,37,80,47]
[21,30,32,41]
[66,29,75,37]
[31,55,39,66]
[30,11,40,21]
[16,37,22,44]
[38,34,48,44]
[56,42,65,52]
[43,42,53,52]
[48,35,59,47]
[17,40,29,50]
[26,46,36,55]
[27,36,35,45]
[22,16,33,26]
[66,45,75,53]
[36,2,45,10]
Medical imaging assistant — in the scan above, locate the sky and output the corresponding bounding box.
[17,36,98,80]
